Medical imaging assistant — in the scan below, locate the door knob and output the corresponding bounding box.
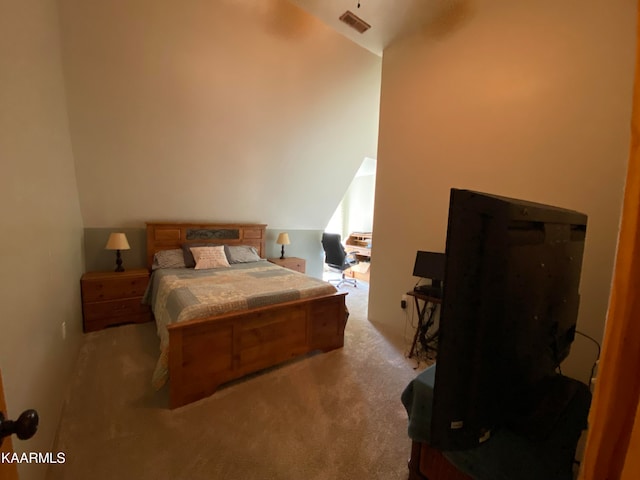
[0,409,39,447]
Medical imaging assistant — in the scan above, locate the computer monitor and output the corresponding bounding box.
[430,188,588,451]
[412,251,446,294]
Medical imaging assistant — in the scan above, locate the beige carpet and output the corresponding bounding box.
[47,280,423,480]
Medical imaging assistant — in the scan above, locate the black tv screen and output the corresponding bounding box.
[430,189,588,451]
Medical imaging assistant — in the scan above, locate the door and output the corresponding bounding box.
[0,370,18,480]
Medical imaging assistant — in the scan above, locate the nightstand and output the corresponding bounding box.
[81,269,152,332]
[268,257,306,274]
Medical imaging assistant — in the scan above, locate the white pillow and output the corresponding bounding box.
[190,246,230,270]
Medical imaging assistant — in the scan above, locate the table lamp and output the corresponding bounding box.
[276,232,290,259]
[105,232,130,272]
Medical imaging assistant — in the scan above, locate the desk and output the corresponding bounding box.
[407,291,442,359]
[345,232,372,262]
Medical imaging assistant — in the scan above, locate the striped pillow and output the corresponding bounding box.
[152,249,187,270]
[226,245,261,263]
[190,246,230,270]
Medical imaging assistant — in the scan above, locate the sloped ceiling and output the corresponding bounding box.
[289,0,456,56]
[58,0,382,229]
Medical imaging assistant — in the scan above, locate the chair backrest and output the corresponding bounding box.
[321,233,347,269]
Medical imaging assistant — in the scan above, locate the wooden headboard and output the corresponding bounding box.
[146,222,267,270]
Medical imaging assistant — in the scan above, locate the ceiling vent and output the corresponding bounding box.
[339,10,371,34]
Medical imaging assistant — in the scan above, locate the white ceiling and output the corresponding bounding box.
[289,0,446,56]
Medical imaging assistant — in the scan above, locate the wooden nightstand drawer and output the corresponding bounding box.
[83,310,151,333]
[83,298,150,321]
[267,257,306,274]
[81,270,149,302]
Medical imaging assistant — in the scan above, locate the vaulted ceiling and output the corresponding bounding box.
[57,0,382,229]
[289,0,456,56]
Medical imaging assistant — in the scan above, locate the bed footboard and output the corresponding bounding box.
[167,292,347,408]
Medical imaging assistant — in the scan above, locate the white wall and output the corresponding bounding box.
[345,169,376,235]
[57,0,381,232]
[0,1,85,479]
[370,0,636,383]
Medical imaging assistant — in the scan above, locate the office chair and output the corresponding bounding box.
[321,233,358,288]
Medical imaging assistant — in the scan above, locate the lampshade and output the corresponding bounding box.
[105,233,130,251]
[276,233,290,245]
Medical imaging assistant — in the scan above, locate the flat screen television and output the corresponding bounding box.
[430,188,588,451]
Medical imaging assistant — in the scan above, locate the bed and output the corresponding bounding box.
[145,222,348,409]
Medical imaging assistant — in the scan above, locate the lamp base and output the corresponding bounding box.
[280,245,285,260]
[114,250,125,272]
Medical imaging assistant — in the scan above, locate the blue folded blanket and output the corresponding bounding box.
[401,365,590,480]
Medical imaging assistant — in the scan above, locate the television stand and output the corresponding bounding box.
[409,441,472,480]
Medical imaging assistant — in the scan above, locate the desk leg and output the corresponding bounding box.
[409,324,421,359]
[409,296,433,359]
[408,296,424,359]
[419,304,438,353]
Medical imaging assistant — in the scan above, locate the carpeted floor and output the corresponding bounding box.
[47,278,424,480]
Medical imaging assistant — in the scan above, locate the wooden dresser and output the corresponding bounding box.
[81,269,152,332]
[267,257,306,274]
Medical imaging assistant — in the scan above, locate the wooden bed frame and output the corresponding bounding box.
[146,222,348,409]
